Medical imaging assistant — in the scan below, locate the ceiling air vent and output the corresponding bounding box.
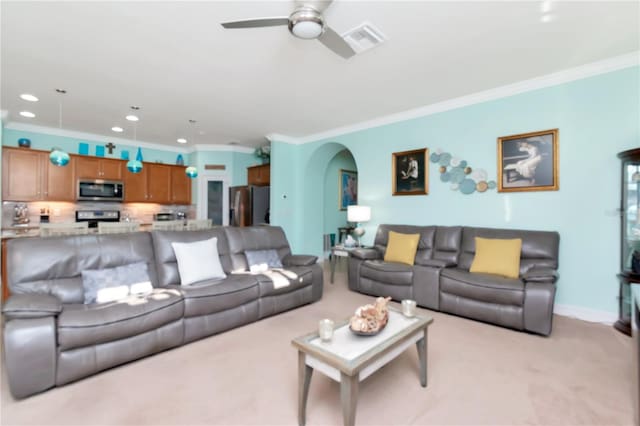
[342,22,386,55]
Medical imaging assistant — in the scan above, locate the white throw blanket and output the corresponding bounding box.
[234,267,301,289]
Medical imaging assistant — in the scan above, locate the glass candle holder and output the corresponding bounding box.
[318,319,334,341]
[402,299,417,317]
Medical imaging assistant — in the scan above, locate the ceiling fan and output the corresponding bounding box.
[220,0,356,59]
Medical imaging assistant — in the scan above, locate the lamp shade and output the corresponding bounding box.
[347,205,371,223]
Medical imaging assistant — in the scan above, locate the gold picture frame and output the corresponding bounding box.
[392,148,428,196]
[497,129,559,192]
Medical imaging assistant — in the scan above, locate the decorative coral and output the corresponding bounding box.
[349,297,391,335]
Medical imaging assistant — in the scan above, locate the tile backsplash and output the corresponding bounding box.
[2,201,195,228]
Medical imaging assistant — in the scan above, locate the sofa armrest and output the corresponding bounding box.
[2,294,62,320]
[350,248,381,260]
[282,254,318,267]
[523,267,558,283]
[415,258,457,268]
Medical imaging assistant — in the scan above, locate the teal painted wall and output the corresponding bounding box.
[323,150,357,235]
[271,66,640,314]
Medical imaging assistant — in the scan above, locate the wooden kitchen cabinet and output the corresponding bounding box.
[2,147,75,201]
[247,164,270,186]
[2,148,45,201]
[75,156,123,180]
[123,163,190,204]
[170,166,192,204]
[147,164,171,203]
[123,166,148,202]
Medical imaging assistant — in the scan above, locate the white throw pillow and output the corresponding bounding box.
[171,237,227,286]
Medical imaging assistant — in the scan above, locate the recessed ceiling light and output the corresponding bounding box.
[177,138,187,144]
[20,94,39,102]
[125,115,139,122]
[19,111,35,118]
[111,126,124,133]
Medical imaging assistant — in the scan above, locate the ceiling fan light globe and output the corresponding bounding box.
[291,20,323,39]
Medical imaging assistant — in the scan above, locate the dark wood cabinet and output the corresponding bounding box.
[248,164,270,186]
[615,148,640,336]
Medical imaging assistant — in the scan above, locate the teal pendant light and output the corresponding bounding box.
[185,166,198,178]
[50,148,70,166]
[127,160,143,173]
[126,122,143,174]
[184,119,198,179]
[49,89,70,167]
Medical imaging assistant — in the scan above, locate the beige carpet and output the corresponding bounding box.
[1,264,634,426]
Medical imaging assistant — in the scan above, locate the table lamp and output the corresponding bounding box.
[347,205,371,247]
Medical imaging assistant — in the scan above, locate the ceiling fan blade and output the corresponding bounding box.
[221,17,289,29]
[318,26,356,59]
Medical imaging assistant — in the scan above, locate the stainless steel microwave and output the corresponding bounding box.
[77,179,124,201]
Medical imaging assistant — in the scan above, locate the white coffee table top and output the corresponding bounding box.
[292,307,433,376]
[309,310,418,361]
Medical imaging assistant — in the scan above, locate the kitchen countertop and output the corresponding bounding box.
[1,223,157,240]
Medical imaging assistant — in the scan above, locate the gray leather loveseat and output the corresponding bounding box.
[2,226,322,398]
[348,224,559,335]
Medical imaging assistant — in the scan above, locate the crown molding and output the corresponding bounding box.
[265,133,303,145]
[281,51,640,144]
[3,122,256,154]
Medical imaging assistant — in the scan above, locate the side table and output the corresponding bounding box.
[330,245,356,284]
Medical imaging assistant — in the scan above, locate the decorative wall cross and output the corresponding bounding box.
[105,142,116,154]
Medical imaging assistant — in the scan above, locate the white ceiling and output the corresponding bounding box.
[1,1,638,149]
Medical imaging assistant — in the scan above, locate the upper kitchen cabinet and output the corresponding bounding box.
[170,166,192,205]
[75,156,123,180]
[2,147,75,201]
[123,166,148,202]
[147,164,172,204]
[123,163,190,205]
[247,164,270,186]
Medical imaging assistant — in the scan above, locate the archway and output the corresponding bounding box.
[300,142,358,257]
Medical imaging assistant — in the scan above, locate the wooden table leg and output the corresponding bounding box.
[340,372,359,426]
[298,351,313,426]
[416,329,428,387]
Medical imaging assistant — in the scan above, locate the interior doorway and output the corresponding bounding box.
[197,173,230,225]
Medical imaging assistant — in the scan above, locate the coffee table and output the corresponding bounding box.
[291,307,433,426]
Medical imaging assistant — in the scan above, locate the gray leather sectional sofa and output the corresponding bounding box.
[2,226,322,398]
[348,224,559,336]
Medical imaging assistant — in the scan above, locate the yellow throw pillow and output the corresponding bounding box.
[470,237,522,279]
[384,231,420,265]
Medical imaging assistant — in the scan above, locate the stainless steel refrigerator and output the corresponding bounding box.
[229,186,270,227]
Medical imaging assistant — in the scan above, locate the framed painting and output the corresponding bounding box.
[392,148,428,195]
[497,129,559,192]
[339,169,357,210]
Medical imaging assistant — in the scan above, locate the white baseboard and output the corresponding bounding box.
[553,304,617,325]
